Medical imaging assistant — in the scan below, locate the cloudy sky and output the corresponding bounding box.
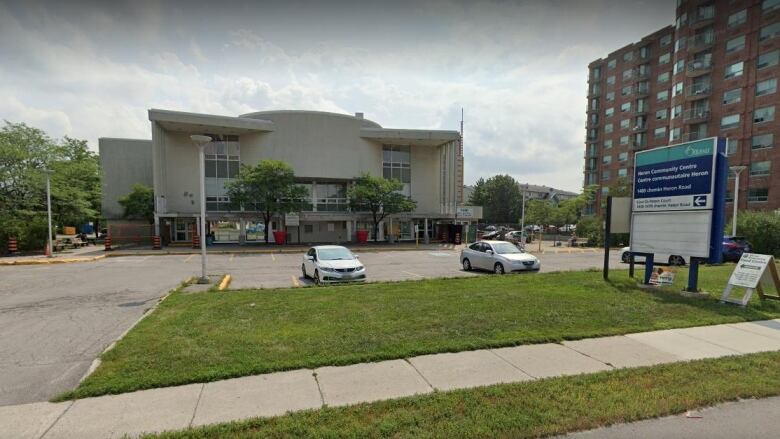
[0,0,674,192]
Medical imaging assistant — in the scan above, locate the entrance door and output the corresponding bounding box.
[174,218,195,242]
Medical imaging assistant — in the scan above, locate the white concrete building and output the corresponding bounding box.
[100,109,478,244]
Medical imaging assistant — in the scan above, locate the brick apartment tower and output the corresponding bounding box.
[585,0,780,216]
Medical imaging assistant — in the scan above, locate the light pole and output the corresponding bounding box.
[191,134,212,284]
[729,165,747,237]
[43,169,54,257]
[520,184,527,245]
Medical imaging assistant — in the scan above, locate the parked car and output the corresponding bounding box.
[301,245,366,285]
[502,230,527,245]
[620,247,687,266]
[460,240,540,274]
[722,236,752,262]
[480,230,501,240]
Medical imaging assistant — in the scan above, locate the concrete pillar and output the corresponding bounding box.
[311,181,317,212]
[378,221,385,241]
[154,214,160,236]
[346,220,352,242]
[238,217,246,245]
[424,218,430,244]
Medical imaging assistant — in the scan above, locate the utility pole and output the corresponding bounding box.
[729,165,747,236]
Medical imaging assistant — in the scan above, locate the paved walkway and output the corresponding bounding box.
[3,319,780,439]
[0,246,105,266]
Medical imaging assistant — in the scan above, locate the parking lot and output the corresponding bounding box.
[0,248,622,406]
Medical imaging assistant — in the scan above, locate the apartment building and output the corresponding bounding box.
[585,0,780,215]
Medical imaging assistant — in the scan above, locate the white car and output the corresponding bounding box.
[460,240,540,274]
[620,246,687,266]
[301,245,366,285]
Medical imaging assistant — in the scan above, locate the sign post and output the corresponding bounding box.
[630,138,727,291]
[721,254,780,306]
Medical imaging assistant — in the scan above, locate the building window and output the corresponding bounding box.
[674,59,685,75]
[676,13,688,30]
[675,36,687,52]
[754,106,776,123]
[605,107,614,117]
[608,59,617,69]
[654,126,667,138]
[725,35,745,53]
[748,188,769,202]
[752,133,774,150]
[605,123,614,133]
[639,45,651,59]
[657,90,669,101]
[723,88,741,105]
[721,114,741,129]
[620,119,630,129]
[756,78,778,96]
[621,85,633,96]
[672,81,684,97]
[728,9,747,27]
[622,69,633,80]
[672,104,683,119]
[203,134,240,212]
[759,22,780,41]
[618,168,628,177]
[750,161,771,177]
[620,135,629,146]
[658,52,671,65]
[724,61,744,79]
[382,145,411,196]
[696,3,715,21]
[660,34,672,46]
[727,139,738,155]
[623,51,634,62]
[619,152,628,162]
[621,102,631,112]
[607,75,616,85]
[602,170,611,181]
[763,0,780,13]
[604,139,613,149]
[757,50,780,69]
[315,183,348,211]
[606,91,615,101]
[658,71,670,83]
[670,127,681,141]
[603,155,612,164]
[656,108,668,120]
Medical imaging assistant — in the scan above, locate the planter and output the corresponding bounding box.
[272,230,287,245]
[356,230,369,244]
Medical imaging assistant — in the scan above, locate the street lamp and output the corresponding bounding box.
[729,165,747,237]
[43,169,54,257]
[191,134,212,284]
[520,184,527,244]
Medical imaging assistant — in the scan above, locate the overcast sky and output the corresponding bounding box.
[0,0,674,192]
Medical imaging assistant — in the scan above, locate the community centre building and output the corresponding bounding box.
[100,109,481,245]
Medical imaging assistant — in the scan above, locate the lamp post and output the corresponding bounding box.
[43,169,54,257]
[729,165,747,237]
[520,184,527,245]
[191,134,212,284]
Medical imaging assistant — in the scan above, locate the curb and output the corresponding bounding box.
[218,274,232,291]
[106,245,461,257]
[0,254,106,266]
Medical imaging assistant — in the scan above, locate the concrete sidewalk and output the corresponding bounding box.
[4,319,780,439]
[0,246,105,266]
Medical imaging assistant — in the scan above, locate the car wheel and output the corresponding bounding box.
[621,252,631,263]
[314,270,321,286]
[494,263,505,275]
[301,264,308,279]
[668,255,685,266]
[462,258,472,271]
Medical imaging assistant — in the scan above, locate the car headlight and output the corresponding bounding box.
[320,266,336,272]
[355,265,365,271]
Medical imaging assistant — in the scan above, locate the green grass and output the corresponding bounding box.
[144,351,780,438]
[57,264,780,400]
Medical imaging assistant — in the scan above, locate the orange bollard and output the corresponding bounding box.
[153,235,161,250]
[8,237,18,255]
[104,234,112,251]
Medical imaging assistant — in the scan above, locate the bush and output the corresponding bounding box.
[729,210,780,256]
[576,216,603,247]
[0,213,49,253]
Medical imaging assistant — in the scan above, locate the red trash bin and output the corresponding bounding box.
[356,230,369,244]
[273,230,287,245]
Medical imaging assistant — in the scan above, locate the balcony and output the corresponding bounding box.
[634,107,648,115]
[686,83,712,100]
[683,109,711,123]
[636,70,651,80]
[631,140,647,149]
[690,32,715,50]
[686,59,713,77]
[691,10,715,28]
[634,84,649,96]
[681,131,707,142]
[632,123,647,132]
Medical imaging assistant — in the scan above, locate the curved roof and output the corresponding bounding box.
[239,110,382,128]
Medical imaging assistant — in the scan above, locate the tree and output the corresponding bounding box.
[225,160,308,243]
[469,175,522,224]
[348,173,417,242]
[118,184,154,223]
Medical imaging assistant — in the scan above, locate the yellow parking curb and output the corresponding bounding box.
[0,254,106,266]
[218,274,232,291]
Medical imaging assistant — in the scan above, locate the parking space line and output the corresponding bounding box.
[229,253,235,262]
[291,275,300,287]
[184,254,195,262]
[271,253,276,262]
[402,270,424,278]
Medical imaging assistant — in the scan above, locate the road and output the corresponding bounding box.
[0,249,623,406]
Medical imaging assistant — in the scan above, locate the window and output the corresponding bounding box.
[636,98,648,113]
[316,183,348,211]
[623,51,634,62]
[660,34,672,46]
[696,3,715,21]
[672,81,684,97]
[763,0,780,13]
[622,69,633,80]
[754,106,776,123]
[759,22,780,41]
[726,35,745,53]
[605,123,614,133]
[674,59,685,75]
[672,104,683,119]
[748,188,769,202]
[724,61,744,79]
[621,85,633,96]
[618,168,628,177]
[752,133,774,149]
[607,75,616,85]
[654,126,667,138]
[658,71,670,83]
[619,152,628,162]
[657,90,669,101]
[620,135,629,145]
[727,139,738,155]
[603,155,612,164]
[721,114,741,129]
[606,91,615,101]
[756,78,778,96]
[757,50,780,69]
[605,107,615,117]
[602,170,611,181]
[603,139,613,149]
[203,134,240,211]
[675,36,687,52]
[728,9,747,27]
[723,88,741,105]
[608,59,617,69]
[658,52,671,64]
[592,67,602,80]
[621,102,631,112]
[750,161,771,177]
[620,119,630,129]
[670,127,681,141]
[382,144,411,194]
[640,45,651,59]
[676,12,688,30]
[656,108,668,120]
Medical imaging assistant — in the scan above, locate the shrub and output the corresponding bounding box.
[576,216,603,247]
[729,210,780,256]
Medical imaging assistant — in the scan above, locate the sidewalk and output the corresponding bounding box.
[107,242,462,256]
[4,319,780,439]
[0,246,105,266]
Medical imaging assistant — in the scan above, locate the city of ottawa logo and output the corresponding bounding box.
[685,144,711,157]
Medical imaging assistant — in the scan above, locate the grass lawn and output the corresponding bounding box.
[58,263,780,400]
[143,351,780,438]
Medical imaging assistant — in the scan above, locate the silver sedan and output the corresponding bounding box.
[460,240,540,274]
[301,245,367,285]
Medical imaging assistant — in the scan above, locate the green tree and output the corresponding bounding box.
[525,199,554,228]
[118,184,154,224]
[470,175,522,224]
[225,160,308,243]
[348,173,417,242]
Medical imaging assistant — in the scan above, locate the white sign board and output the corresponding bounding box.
[630,210,712,258]
[610,197,632,234]
[456,206,474,218]
[285,213,300,226]
[728,253,774,288]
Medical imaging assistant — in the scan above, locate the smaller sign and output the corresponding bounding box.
[649,267,677,286]
[609,197,632,234]
[456,206,474,218]
[728,253,774,288]
[285,213,300,226]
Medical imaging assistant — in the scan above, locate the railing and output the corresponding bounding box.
[632,140,647,149]
[683,109,711,122]
[635,85,649,95]
[691,32,715,48]
[632,123,647,131]
[681,132,706,142]
[687,59,712,76]
[687,83,712,97]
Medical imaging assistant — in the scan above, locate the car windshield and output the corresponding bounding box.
[492,242,523,254]
[318,247,355,260]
